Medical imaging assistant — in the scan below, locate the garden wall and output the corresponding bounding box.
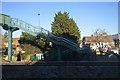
[2,61,120,79]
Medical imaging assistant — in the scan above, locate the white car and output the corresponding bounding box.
[111,48,119,54]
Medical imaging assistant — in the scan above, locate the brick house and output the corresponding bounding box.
[1,38,21,54]
[82,36,115,50]
[12,38,22,54]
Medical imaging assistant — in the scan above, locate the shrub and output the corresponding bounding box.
[21,53,29,60]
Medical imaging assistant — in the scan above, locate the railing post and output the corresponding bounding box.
[34,27,35,32]
[8,27,12,62]
[41,27,42,33]
[16,18,18,26]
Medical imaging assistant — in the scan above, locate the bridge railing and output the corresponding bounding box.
[11,18,80,49]
[11,18,36,32]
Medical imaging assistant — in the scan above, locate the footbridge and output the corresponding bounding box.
[0,14,81,61]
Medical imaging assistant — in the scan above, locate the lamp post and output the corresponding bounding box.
[38,14,40,27]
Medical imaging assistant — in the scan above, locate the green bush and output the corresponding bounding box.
[20,53,29,60]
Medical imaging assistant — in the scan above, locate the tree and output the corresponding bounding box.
[20,44,42,54]
[51,11,81,43]
[92,29,108,37]
[19,32,50,52]
[92,29,108,43]
[91,29,108,44]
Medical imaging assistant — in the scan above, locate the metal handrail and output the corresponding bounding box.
[11,18,80,49]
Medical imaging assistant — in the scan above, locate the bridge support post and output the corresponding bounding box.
[7,27,19,62]
[8,28,12,62]
[57,46,61,61]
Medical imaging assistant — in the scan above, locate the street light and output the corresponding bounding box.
[38,14,40,28]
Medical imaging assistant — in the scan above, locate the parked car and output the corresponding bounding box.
[111,48,119,54]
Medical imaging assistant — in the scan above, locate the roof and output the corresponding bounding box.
[2,38,20,45]
[12,38,20,45]
[2,38,8,43]
[112,33,120,40]
[83,36,114,42]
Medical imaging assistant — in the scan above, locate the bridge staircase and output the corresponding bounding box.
[0,14,81,61]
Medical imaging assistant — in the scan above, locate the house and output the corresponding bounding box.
[111,33,120,48]
[1,38,21,54]
[0,37,3,52]
[12,38,22,54]
[1,38,8,54]
[12,38,20,46]
[82,36,115,51]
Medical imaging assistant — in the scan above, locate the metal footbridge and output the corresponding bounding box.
[0,14,81,61]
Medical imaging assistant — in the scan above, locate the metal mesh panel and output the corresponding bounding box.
[11,18,80,50]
